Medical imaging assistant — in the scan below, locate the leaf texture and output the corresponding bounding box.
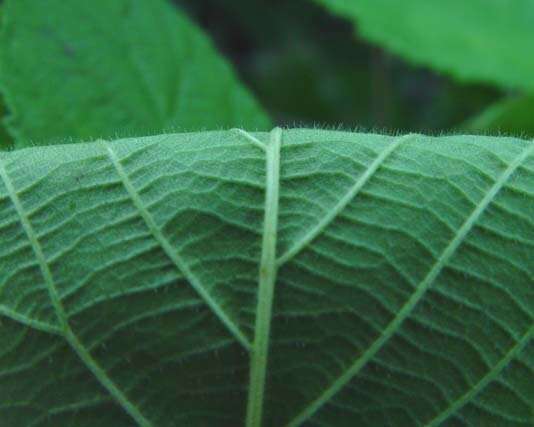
[314,0,534,91]
[0,0,270,148]
[0,129,533,426]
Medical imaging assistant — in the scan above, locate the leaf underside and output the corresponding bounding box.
[0,129,533,427]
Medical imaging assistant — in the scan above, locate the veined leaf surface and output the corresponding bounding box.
[314,0,534,91]
[0,129,533,426]
[0,0,270,148]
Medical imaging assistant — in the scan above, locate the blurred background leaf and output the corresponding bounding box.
[311,0,534,136]
[467,95,534,137]
[0,96,12,149]
[313,0,534,91]
[0,0,532,147]
[0,0,270,148]
[177,0,504,133]
[0,5,12,149]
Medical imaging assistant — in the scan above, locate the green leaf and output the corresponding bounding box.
[313,0,534,91]
[467,95,534,138]
[0,129,533,426]
[0,6,14,150]
[0,0,270,148]
[0,97,13,149]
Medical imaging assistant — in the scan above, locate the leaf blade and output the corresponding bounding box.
[0,0,270,147]
[0,130,532,426]
[0,157,153,427]
[104,140,252,350]
[285,140,534,426]
[314,0,534,91]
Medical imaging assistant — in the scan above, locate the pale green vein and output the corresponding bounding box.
[232,128,266,151]
[29,397,112,427]
[286,141,534,427]
[246,128,282,427]
[104,141,252,351]
[425,324,534,426]
[0,159,153,427]
[0,305,61,335]
[277,133,416,266]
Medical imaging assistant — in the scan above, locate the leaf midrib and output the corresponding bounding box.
[245,128,282,427]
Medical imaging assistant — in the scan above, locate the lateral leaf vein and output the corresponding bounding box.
[104,142,251,350]
[285,141,534,427]
[277,133,416,266]
[0,159,152,427]
[425,324,534,426]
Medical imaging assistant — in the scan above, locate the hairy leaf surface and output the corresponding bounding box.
[0,129,533,426]
[0,0,269,148]
[314,0,534,91]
